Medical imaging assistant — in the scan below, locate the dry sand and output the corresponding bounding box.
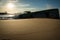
[0,18,60,40]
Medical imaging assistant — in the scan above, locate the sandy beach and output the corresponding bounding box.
[0,18,60,40]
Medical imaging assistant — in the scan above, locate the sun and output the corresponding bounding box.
[6,3,15,9]
[4,2,16,14]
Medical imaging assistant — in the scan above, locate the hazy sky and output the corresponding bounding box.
[0,0,60,14]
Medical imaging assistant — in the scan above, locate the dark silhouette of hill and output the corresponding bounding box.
[14,9,59,19]
[0,12,7,15]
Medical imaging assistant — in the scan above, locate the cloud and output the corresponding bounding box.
[45,4,54,9]
[34,4,55,11]
[17,4,30,7]
[7,0,18,3]
[15,7,39,13]
[1,1,60,15]
[0,0,7,3]
[45,4,60,16]
[0,0,38,14]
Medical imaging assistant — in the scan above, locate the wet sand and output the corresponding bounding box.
[0,18,60,40]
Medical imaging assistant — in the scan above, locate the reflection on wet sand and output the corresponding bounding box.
[0,18,60,40]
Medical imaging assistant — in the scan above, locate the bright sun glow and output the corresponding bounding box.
[6,3,15,9]
[4,3,16,14]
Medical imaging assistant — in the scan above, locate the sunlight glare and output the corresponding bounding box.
[6,3,15,9]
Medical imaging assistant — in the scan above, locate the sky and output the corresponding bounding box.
[0,0,60,14]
